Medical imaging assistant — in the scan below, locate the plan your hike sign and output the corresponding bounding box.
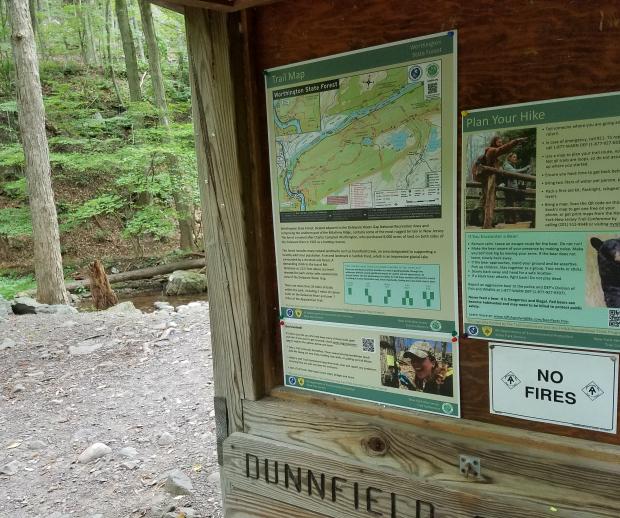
[461,92,620,351]
[264,32,459,416]
[490,343,619,432]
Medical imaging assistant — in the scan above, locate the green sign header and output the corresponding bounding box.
[463,92,620,132]
[265,32,455,89]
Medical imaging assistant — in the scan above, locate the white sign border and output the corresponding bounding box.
[489,343,619,434]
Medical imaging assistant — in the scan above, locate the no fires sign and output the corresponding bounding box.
[489,344,618,433]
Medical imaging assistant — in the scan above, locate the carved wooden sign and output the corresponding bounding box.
[223,432,618,518]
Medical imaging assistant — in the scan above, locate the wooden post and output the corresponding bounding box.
[185,8,263,444]
[482,172,497,229]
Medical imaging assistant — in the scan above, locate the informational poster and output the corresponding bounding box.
[283,322,460,416]
[489,343,618,433]
[462,92,620,351]
[265,32,459,416]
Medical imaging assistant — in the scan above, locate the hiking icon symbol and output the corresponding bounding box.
[501,371,521,389]
[582,381,604,401]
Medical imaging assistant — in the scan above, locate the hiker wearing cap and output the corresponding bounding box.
[403,341,454,397]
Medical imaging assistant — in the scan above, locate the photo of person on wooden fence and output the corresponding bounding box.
[465,128,537,229]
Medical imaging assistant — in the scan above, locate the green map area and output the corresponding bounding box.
[273,64,442,212]
[274,94,321,137]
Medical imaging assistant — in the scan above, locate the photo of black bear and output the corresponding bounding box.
[590,237,620,308]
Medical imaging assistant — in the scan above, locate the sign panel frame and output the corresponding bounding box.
[461,91,620,351]
[264,31,459,416]
[489,343,619,433]
[282,320,460,417]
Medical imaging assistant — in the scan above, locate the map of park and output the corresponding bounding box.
[273,64,442,213]
[274,94,321,136]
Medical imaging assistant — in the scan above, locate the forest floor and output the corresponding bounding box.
[0,302,222,518]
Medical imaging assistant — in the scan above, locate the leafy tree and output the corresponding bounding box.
[0,0,199,281]
[8,0,69,304]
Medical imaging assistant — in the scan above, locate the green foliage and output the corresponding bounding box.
[0,271,36,299]
[0,207,32,237]
[62,194,124,229]
[0,0,198,272]
[0,100,17,113]
[0,144,25,168]
[2,178,27,200]
[123,205,176,239]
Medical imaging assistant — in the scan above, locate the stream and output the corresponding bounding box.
[78,289,209,312]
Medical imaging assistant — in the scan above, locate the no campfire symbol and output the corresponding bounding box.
[501,371,521,389]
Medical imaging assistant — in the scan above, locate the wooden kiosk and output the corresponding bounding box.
[153,0,620,516]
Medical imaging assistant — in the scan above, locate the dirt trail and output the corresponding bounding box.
[0,302,222,518]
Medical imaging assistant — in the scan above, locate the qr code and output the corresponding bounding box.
[362,338,375,352]
[427,82,438,95]
[609,309,620,328]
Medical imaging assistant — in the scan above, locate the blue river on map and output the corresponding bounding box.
[281,81,420,211]
[427,125,440,152]
[274,112,302,134]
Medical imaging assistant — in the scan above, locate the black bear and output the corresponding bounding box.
[590,237,620,308]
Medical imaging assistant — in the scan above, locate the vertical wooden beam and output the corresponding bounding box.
[230,9,280,391]
[185,7,261,441]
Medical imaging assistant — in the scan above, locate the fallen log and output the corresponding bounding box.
[65,258,206,292]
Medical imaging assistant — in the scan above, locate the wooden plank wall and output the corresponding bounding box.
[185,8,265,441]
[242,0,620,445]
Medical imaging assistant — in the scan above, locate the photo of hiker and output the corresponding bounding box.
[465,128,537,230]
[586,234,620,309]
[379,336,454,397]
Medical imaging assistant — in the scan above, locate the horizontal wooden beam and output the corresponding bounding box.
[236,391,620,517]
[263,388,620,463]
[149,0,280,12]
[225,430,620,517]
[149,0,184,13]
[225,483,331,517]
[467,181,536,195]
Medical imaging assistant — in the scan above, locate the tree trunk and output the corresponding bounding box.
[9,0,69,305]
[27,0,35,33]
[138,0,167,125]
[131,15,145,62]
[76,0,97,67]
[84,0,99,67]
[173,190,196,250]
[105,0,124,107]
[115,0,141,102]
[139,0,196,250]
[88,260,118,310]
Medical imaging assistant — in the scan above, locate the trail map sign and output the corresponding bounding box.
[490,343,618,432]
[265,32,459,415]
[462,92,620,351]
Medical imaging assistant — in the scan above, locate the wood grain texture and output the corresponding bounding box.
[244,0,620,444]
[225,431,620,517]
[251,388,620,463]
[225,484,331,517]
[228,10,281,393]
[152,0,281,13]
[148,0,184,14]
[185,9,260,436]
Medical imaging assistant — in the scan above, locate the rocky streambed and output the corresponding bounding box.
[0,300,221,518]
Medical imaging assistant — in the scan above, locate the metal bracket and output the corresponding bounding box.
[214,396,229,466]
[459,454,481,478]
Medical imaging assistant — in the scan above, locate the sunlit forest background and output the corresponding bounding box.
[0,0,199,298]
